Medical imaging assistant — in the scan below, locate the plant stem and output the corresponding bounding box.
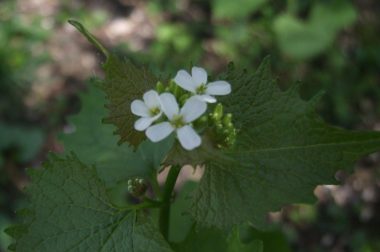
[151,173,162,199]
[159,165,181,241]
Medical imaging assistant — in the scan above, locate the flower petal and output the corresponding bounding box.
[143,90,161,109]
[160,93,179,120]
[131,100,150,117]
[180,96,207,123]
[146,122,174,142]
[174,70,196,92]
[177,125,201,150]
[206,81,231,95]
[134,117,155,131]
[191,66,207,87]
[194,94,217,103]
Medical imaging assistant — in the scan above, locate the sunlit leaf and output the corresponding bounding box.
[6,154,172,252]
[189,58,380,230]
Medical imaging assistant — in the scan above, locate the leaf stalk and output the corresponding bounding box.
[159,165,181,241]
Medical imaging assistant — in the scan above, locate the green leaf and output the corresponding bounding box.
[60,82,135,185]
[136,135,175,174]
[273,1,357,60]
[310,1,356,31]
[0,123,44,162]
[227,228,263,252]
[174,226,262,252]
[273,14,332,60]
[7,154,172,252]
[101,55,159,147]
[69,20,158,147]
[60,83,173,186]
[174,226,228,252]
[0,214,12,251]
[169,181,198,243]
[213,0,267,19]
[239,224,292,252]
[190,58,380,230]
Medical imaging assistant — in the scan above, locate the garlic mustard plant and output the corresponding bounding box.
[10,21,380,252]
[146,93,206,150]
[174,66,231,103]
[131,90,162,131]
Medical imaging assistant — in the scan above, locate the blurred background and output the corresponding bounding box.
[0,0,379,251]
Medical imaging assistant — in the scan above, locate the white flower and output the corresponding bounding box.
[131,90,162,131]
[146,93,207,150]
[174,66,231,103]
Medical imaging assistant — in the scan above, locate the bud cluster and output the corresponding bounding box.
[209,103,237,148]
[127,178,147,197]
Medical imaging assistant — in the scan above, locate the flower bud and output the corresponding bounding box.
[223,113,232,126]
[127,178,147,197]
[212,103,223,121]
[156,81,165,93]
[173,84,181,98]
[179,94,190,106]
[169,80,176,93]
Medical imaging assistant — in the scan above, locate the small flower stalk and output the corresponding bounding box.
[131,66,236,151]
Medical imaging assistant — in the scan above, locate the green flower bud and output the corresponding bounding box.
[223,113,232,126]
[216,122,223,131]
[199,115,208,123]
[169,80,176,93]
[156,81,165,93]
[127,178,147,197]
[211,109,237,149]
[212,103,223,121]
[127,185,133,192]
[173,85,181,98]
[179,94,190,106]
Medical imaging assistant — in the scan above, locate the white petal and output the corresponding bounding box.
[160,93,179,120]
[174,70,196,92]
[131,100,150,117]
[194,94,217,103]
[134,117,155,131]
[143,90,160,109]
[180,96,207,123]
[191,66,207,87]
[177,125,201,150]
[146,122,174,142]
[206,81,231,95]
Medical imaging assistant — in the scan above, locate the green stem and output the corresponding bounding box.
[151,173,162,199]
[159,165,181,241]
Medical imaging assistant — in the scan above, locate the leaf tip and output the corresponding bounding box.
[67,19,109,58]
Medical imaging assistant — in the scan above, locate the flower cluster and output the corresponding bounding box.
[131,67,232,150]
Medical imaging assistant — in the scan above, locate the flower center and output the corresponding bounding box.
[195,84,207,95]
[149,107,160,117]
[170,114,185,128]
